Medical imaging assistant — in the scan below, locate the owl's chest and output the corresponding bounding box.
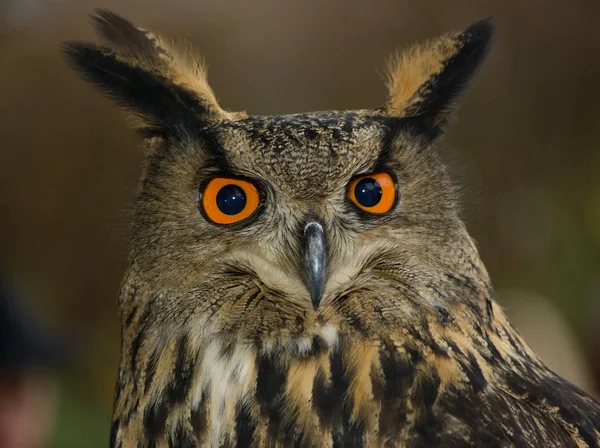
[115,328,468,447]
[179,336,448,447]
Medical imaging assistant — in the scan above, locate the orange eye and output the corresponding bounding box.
[201,177,260,225]
[347,172,396,214]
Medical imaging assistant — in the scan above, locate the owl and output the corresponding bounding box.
[64,10,600,448]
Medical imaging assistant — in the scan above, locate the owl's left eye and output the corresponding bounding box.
[201,177,260,225]
[347,172,396,214]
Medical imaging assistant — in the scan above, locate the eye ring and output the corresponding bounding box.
[347,172,396,214]
[201,177,260,225]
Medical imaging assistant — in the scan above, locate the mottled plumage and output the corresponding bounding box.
[63,10,600,447]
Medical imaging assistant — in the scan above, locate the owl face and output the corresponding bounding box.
[125,110,468,344]
[65,11,493,345]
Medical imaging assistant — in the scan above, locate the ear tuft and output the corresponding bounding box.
[383,18,493,134]
[62,10,240,135]
[62,43,210,132]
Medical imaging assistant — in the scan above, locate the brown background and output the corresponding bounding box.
[1,0,599,445]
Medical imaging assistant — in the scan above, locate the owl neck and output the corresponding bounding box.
[110,281,544,447]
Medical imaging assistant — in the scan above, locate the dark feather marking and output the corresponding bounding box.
[167,334,194,404]
[243,289,261,311]
[304,128,318,140]
[312,343,367,445]
[378,341,418,440]
[114,369,124,406]
[456,353,487,392]
[333,345,366,447]
[473,321,484,337]
[370,358,386,406]
[574,423,599,448]
[144,348,160,394]
[234,401,256,448]
[312,366,333,429]
[483,333,503,362]
[124,303,138,327]
[374,116,413,169]
[191,399,209,442]
[347,309,367,334]
[121,397,139,427]
[129,293,158,394]
[196,130,237,175]
[310,335,327,356]
[218,339,236,361]
[340,420,365,448]
[313,347,348,443]
[417,320,447,357]
[435,305,454,326]
[143,395,169,443]
[256,351,289,441]
[446,340,462,356]
[329,348,347,447]
[411,370,442,444]
[168,421,195,448]
[485,297,494,322]
[109,419,119,448]
[406,345,423,364]
[129,322,146,375]
[503,326,534,364]
[417,371,440,409]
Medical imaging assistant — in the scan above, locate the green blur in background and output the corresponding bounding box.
[1,0,599,446]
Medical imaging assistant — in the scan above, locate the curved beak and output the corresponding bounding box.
[302,221,328,309]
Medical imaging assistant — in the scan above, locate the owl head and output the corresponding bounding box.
[64,11,494,348]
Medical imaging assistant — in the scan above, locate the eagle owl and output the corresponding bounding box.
[64,10,600,448]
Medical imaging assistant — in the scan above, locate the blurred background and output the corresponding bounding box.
[1,0,599,446]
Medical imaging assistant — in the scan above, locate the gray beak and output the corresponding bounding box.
[303,221,328,309]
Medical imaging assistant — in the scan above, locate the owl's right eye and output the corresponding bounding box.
[347,172,396,214]
[201,177,260,225]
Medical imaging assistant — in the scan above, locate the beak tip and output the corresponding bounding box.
[311,287,324,309]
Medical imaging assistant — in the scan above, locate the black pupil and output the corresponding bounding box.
[354,177,382,207]
[216,184,247,215]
